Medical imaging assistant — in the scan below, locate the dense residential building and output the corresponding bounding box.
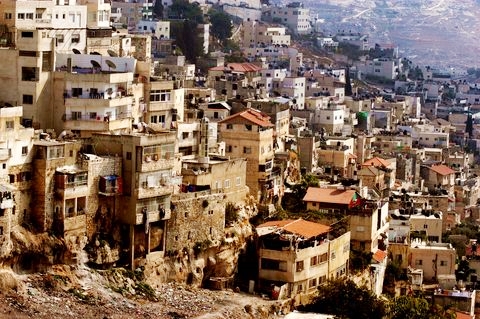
[262,3,312,35]
[218,109,280,204]
[256,219,350,298]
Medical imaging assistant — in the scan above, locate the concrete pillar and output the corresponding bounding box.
[130,224,135,270]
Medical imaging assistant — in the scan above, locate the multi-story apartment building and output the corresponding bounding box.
[257,219,350,298]
[208,63,265,100]
[280,77,305,109]
[52,53,143,137]
[92,130,178,268]
[357,58,402,80]
[218,109,280,204]
[242,20,290,48]
[262,2,312,35]
[0,0,111,129]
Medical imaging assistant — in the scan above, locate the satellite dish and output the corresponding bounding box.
[107,49,118,57]
[105,60,117,71]
[90,60,101,72]
[72,48,81,54]
[90,51,101,55]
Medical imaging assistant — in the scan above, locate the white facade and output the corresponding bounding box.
[242,20,290,48]
[357,58,401,80]
[281,77,305,109]
[136,20,170,39]
[266,5,312,35]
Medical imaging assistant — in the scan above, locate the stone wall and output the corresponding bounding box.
[167,192,226,253]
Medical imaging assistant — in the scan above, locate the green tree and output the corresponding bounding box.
[345,67,352,96]
[388,295,456,319]
[168,0,204,23]
[208,9,233,43]
[299,278,386,319]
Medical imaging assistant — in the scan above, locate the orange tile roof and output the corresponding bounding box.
[257,219,330,239]
[209,62,263,73]
[219,109,274,127]
[430,164,455,176]
[302,187,358,205]
[362,156,391,168]
[455,312,474,319]
[373,249,387,263]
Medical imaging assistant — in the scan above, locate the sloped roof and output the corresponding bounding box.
[209,62,262,73]
[302,187,358,205]
[372,249,387,263]
[358,165,381,176]
[257,219,330,239]
[218,109,274,127]
[430,164,455,176]
[363,156,391,168]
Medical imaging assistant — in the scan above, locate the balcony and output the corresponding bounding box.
[55,172,88,199]
[65,94,133,109]
[136,184,173,199]
[63,113,132,132]
[135,207,171,224]
[99,175,123,196]
[137,157,174,172]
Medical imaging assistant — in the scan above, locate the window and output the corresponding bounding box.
[71,34,80,43]
[261,258,287,271]
[182,132,189,139]
[71,111,82,120]
[18,13,25,19]
[243,147,251,154]
[21,146,28,155]
[6,121,14,129]
[309,278,317,288]
[224,179,230,188]
[56,34,64,43]
[126,152,132,160]
[423,224,428,229]
[22,67,38,81]
[72,88,82,97]
[226,145,232,153]
[310,256,318,266]
[440,261,447,266]
[236,177,241,186]
[23,95,33,104]
[319,253,328,263]
[296,260,304,272]
[26,13,33,19]
[19,51,36,57]
[415,259,423,266]
[150,89,171,102]
[245,124,252,131]
[331,252,336,260]
[151,115,158,123]
[4,13,12,19]
[89,112,97,119]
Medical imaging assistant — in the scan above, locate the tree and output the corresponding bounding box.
[388,295,456,319]
[208,9,233,44]
[345,67,352,96]
[299,278,386,319]
[168,0,204,23]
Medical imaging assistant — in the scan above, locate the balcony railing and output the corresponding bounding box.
[64,112,132,122]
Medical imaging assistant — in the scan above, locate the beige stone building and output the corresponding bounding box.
[92,130,178,268]
[52,53,143,137]
[256,219,350,298]
[242,20,291,48]
[167,157,249,252]
[219,109,279,204]
[0,0,112,129]
[410,240,456,283]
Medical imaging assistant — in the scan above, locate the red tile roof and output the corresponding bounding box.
[455,312,474,319]
[219,109,274,127]
[373,249,387,263]
[257,219,330,239]
[302,187,358,205]
[430,164,455,176]
[209,62,263,73]
[362,157,391,168]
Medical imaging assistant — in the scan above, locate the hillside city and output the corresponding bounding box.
[0,0,479,318]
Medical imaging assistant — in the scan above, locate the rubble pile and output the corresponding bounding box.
[0,265,284,319]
